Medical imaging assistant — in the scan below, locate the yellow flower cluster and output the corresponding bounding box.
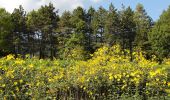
[0,45,170,99]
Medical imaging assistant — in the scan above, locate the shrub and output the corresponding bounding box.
[0,45,170,99]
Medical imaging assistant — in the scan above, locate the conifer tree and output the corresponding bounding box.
[149,6,170,62]
[104,3,119,46]
[134,3,152,50]
[0,8,13,56]
[119,6,136,61]
[11,5,27,58]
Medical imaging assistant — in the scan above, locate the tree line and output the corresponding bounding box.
[0,3,169,61]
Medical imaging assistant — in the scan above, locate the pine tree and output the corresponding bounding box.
[70,6,86,33]
[68,6,88,59]
[149,6,170,62]
[119,6,136,61]
[57,11,72,59]
[11,5,27,58]
[92,6,107,49]
[27,10,41,57]
[86,6,96,53]
[33,3,59,59]
[104,3,119,46]
[134,3,152,50]
[0,8,13,56]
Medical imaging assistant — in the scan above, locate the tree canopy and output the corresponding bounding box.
[0,3,169,61]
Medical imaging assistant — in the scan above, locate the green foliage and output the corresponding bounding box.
[59,33,87,60]
[0,3,170,61]
[0,8,13,55]
[119,6,136,43]
[134,3,152,50]
[0,45,170,99]
[0,3,170,100]
[58,11,72,33]
[86,6,96,53]
[104,3,119,45]
[118,6,136,61]
[149,6,170,61]
[70,6,86,32]
[26,3,59,59]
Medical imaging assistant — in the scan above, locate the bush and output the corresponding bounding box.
[0,45,170,99]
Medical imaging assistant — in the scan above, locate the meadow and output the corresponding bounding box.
[0,45,170,100]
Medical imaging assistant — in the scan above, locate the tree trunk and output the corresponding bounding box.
[129,39,133,62]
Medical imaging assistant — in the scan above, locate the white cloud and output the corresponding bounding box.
[0,0,84,14]
[90,0,102,3]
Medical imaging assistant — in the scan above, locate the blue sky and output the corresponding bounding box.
[0,0,170,21]
[84,0,170,21]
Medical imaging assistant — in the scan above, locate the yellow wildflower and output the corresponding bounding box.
[29,64,33,68]
[14,82,18,85]
[48,78,53,82]
[36,82,40,86]
[156,78,159,81]
[19,80,23,83]
[89,91,93,95]
[6,54,14,60]
[168,82,170,87]
[2,84,5,87]
[15,87,19,92]
[83,87,86,90]
[109,73,113,80]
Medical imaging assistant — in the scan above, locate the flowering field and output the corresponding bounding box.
[0,45,170,100]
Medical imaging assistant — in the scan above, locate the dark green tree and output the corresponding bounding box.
[134,3,152,50]
[69,6,88,59]
[62,33,86,60]
[57,11,72,59]
[104,3,119,46]
[70,6,86,33]
[92,6,107,48]
[0,8,13,56]
[36,3,59,59]
[26,10,40,57]
[58,11,72,34]
[149,6,170,62]
[11,5,27,58]
[119,6,136,61]
[86,6,96,53]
